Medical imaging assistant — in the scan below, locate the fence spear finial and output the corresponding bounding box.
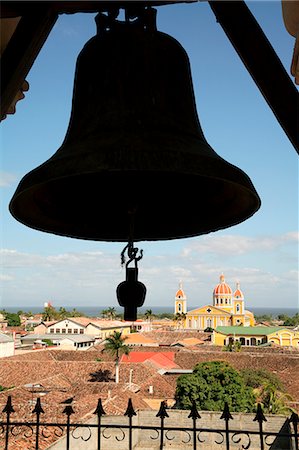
[188,400,201,420]
[2,396,14,414]
[124,398,137,418]
[94,398,106,416]
[220,402,233,421]
[156,400,169,419]
[32,397,44,415]
[253,403,267,423]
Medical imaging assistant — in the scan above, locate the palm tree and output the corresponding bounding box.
[145,309,153,329]
[42,305,58,321]
[104,331,130,383]
[107,307,116,320]
[260,383,294,415]
[100,309,108,318]
[173,312,186,329]
[69,308,82,318]
[58,307,68,318]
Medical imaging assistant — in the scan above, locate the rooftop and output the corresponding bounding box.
[215,326,289,335]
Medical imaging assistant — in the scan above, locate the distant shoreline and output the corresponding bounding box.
[0,305,298,318]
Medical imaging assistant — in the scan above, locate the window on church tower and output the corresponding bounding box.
[236,304,240,312]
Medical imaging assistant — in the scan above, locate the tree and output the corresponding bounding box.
[283,313,299,327]
[175,361,256,413]
[277,314,288,322]
[240,368,293,415]
[4,312,21,327]
[255,314,273,323]
[173,312,186,329]
[145,309,154,329]
[103,331,130,383]
[100,309,108,318]
[224,340,242,352]
[58,307,68,319]
[145,309,153,321]
[69,308,82,317]
[262,386,294,415]
[42,305,60,321]
[240,368,284,391]
[106,307,116,320]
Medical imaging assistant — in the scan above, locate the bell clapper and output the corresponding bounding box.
[117,211,146,321]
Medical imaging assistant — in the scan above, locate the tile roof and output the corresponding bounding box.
[125,334,158,345]
[141,330,210,345]
[0,343,298,450]
[215,326,285,335]
[172,337,205,346]
[121,351,176,364]
[144,353,179,370]
[174,350,299,405]
[21,333,95,342]
[39,317,130,329]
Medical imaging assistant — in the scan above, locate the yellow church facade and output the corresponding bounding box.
[174,274,255,330]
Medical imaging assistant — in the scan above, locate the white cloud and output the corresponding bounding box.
[182,232,299,257]
[0,172,16,187]
[0,274,13,281]
[282,232,299,242]
[0,231,298,309]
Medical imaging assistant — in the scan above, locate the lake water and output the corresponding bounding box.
[1,305,298,318]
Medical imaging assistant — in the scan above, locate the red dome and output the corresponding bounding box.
[213,274,232,295]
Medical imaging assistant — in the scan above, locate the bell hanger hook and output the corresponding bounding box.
[121,208,143,271]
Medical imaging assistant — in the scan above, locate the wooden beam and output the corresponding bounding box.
[209,1,299,154]
[1,6,58,116]
[0,1,197,18]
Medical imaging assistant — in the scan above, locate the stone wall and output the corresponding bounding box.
[47,409,294,450]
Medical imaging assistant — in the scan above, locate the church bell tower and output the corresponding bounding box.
[174,282,187,314]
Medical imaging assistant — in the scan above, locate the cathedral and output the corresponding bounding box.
[174,274,255,330]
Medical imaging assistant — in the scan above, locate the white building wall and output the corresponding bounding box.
[49,320,85,335]
[0,341,14,357]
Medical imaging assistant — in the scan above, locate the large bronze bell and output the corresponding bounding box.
[9,8,260,242]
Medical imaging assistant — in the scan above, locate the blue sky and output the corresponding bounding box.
[1,1,298,311]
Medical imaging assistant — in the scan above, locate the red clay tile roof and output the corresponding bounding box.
[121,351,177,368]
[141,330,209,345]
[0,342,298,449]
[124,334,158,345]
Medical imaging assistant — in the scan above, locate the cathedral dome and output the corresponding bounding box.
[213,274,232,295]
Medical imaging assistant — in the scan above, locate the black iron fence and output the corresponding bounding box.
[0,396,298,450]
